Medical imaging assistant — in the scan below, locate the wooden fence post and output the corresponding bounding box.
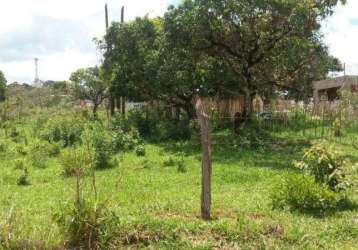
[195,97,212,220]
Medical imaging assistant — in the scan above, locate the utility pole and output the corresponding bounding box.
[105,3,115,116]
[120,6,126,116]
[34,58,41,87]
[105,3,109,29]
[344,63,346,76]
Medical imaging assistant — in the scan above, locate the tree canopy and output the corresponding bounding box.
[70,67,109,116]
[102,0,344,116]
[0,70,7,102]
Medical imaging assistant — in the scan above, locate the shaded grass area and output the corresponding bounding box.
[0,117,358,249]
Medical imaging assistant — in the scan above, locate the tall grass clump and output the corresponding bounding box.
[55,142,118,249]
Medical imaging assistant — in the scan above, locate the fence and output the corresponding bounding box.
[191,108,358,148]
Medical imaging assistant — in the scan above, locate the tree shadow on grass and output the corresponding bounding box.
[154,131,312,172]
[290,198,358,218]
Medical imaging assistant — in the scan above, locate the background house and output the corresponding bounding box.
[313,76,358,103]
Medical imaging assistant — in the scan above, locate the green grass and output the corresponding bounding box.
[0,111,357,249]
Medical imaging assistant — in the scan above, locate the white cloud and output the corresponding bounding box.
[0,0,173,84]
[322,0,358,75]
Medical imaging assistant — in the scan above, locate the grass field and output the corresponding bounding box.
[0,109,357,249]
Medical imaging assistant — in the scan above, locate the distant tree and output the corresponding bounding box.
[0,70,7,102]
[70,67,109,117]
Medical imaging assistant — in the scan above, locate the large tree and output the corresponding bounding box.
[103,0,344,118]
[0,70,6,102]
[164,0,345,112]
[104,17,238,118]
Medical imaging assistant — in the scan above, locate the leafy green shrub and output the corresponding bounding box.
[0,142,6,153]
[60,147,93,177]
[41,115,85,147]
[9,127,20,139]
[28,140,58,169]
[111,128,140,152]
[135,145,146,156]
[236,117,270,148]
[17,168,30,186]
[178,160,188,173]
[295,143,350,191]
[110,115,142,151]
[127,109,159,138]
[84,123,115,170]
[123,109,192,141]
[271,175,339,213]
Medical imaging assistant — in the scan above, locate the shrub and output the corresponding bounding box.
[123,109,192,141]
[177,158,187,173]
[295,142,351,191]
[271,175,339,213]
[128,109,159,138]
[41,115,85,147]
[60,147,93,177]
[236,117,270,148]
[0,142,6,153]
[83,123,115,170]
[29,140,58,169]
[135,145,146,156]
[110,115,142,151]
[54,200,118,250]
[17,168,30,186]
[111,128,140,152]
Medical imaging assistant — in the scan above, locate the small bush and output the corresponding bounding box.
[60,147,93,177]
[295,142,351,191]
[17,168,30,186]
[54,200,118,249]
[0,143,6,153]
[271,175,339,213]
[41,115,86,147]
[84,123,115,170]
[9,127,20,140]
[177,159,187,173]
[135,145,146,156]
[29,140,56,169]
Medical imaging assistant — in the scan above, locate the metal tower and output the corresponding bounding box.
[34,58,41,87]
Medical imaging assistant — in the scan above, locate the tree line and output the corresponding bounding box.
[1,0,345,118]
[94,0,344,118]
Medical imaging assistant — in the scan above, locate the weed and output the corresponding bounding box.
[17,168,30,186]
[135,145,146,156]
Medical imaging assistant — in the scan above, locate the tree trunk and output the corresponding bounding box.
[109,96,115,116]
[121,97,126,116]
[195,97,212,220]
[244,90,253,117]
[116,96,121,110]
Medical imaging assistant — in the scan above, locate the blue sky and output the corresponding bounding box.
[0,0,357,83]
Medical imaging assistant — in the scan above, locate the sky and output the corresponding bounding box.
[0,0,357,84]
